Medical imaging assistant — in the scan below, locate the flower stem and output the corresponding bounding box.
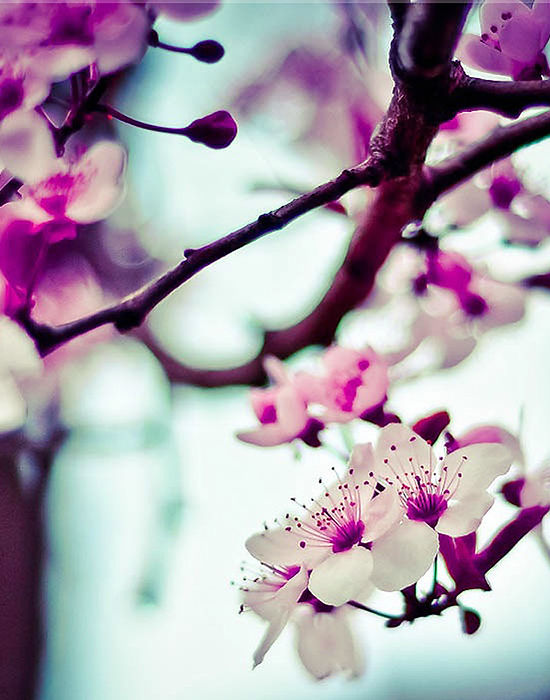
[348,600,399,620]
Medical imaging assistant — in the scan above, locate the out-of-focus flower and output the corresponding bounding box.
[246,445,437,603]
[296,346,389,424]
[448,424,524,466]
[519,461,550,507]
[148,0,220,21]
[237,356,323,447]
[0,111,127,228]
[0,314,41,432]
[457,0,550,80]
[371,423,512,538]
[0,1,150,76]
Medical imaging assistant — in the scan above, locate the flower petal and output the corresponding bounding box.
[363,487,403,542]
[245,566,308,623]
[436,492,495,536]
[309,548,373,606]
[499,15,542,62]
[65,142,127,224]
[245,528,327,569]
[442,443,512,499]
[375,423,433,482]
[456,34,512,75]
[370,520,438,591]
[295,608,365,680]
[0,110,57,183]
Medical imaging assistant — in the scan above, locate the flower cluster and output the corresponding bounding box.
[240,422,512,676]
[237,347,390,447]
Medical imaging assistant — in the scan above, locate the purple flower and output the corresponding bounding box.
[457,0,550,80]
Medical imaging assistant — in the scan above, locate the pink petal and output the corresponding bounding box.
[236,424,293,447]
[456,34,512,76]
[295,608,364,680]
[65,141,127,224]
[92,4,150,75]
[309,548,373,606]
[370,520,438,591]
[436,492,495,536]
[263,355,289,385]
[0,110,57,184]
[480,1,531,32]
[454,425,524,466]
[150,1,220,20]
[245,566,308,622]
[533,0,550,46]
[499,15,542,61]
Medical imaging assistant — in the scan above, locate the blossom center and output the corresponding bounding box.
[406,490,448,527]
[331,518,365,553]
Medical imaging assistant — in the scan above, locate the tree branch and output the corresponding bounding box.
[425,109,550,203]
[452,71,550,119]
[18,159,384,356]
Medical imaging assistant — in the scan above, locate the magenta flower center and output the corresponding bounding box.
[331,518,365,553]
[406,490,448,527]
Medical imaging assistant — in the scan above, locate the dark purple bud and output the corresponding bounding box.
[360,401,401,427]
[385,617,403,628]
[460,607,481,635]
[489,175,521,210]
[182,110,237,149]
[501,478,526,507]
[523,272,550,290]
[189,40,225,63]
[412,411,450,445]
[299,418,324,448]
[460,292,488,317]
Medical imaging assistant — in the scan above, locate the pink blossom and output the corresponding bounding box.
[372,423,512,538]
[246,445,437,603]
[236,356,323,447]
[0,1,150,76]
[0,111,127,227]
[296,346,389,424]
[457,0,550,80]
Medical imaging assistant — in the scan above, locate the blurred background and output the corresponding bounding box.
[1,2,550,699]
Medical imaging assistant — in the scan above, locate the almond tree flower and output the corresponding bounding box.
[372,423,512,538]
[0,111,127,227]
[237,356,323,447]
[296,346,389,424]
[457,0,550,80]
[0,1,150,76]
[240,562,366,678]
[246,445,437,603]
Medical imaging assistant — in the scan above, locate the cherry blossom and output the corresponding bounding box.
[457,0,550,80]
[149,1,221,21]
[240,562,366,678]
[296,346,389,424]
[0,1,150,76]
[519,462,550,508]
[246,445,438,604]
[371,423,512,538]
[237,356,323,448]
[0,111,127,228]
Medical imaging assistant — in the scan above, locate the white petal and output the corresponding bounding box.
[295,608,365,680]
[442,443,512,499]
[363,487,403,542]
[236,425,292,447]
[309,548,373,606]
[436,492,494,537]
[65,142,127,224]
[0,110,57,184]
[253,614,291,669]
[375,423,433,482]
[370,520,438,591]
[245,566,308,622]
[245,528,327,569]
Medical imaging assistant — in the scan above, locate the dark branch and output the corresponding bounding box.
[425,110,550,203]
[19,159,384,356]
[452,73,550,119]
[394,3,471,80]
